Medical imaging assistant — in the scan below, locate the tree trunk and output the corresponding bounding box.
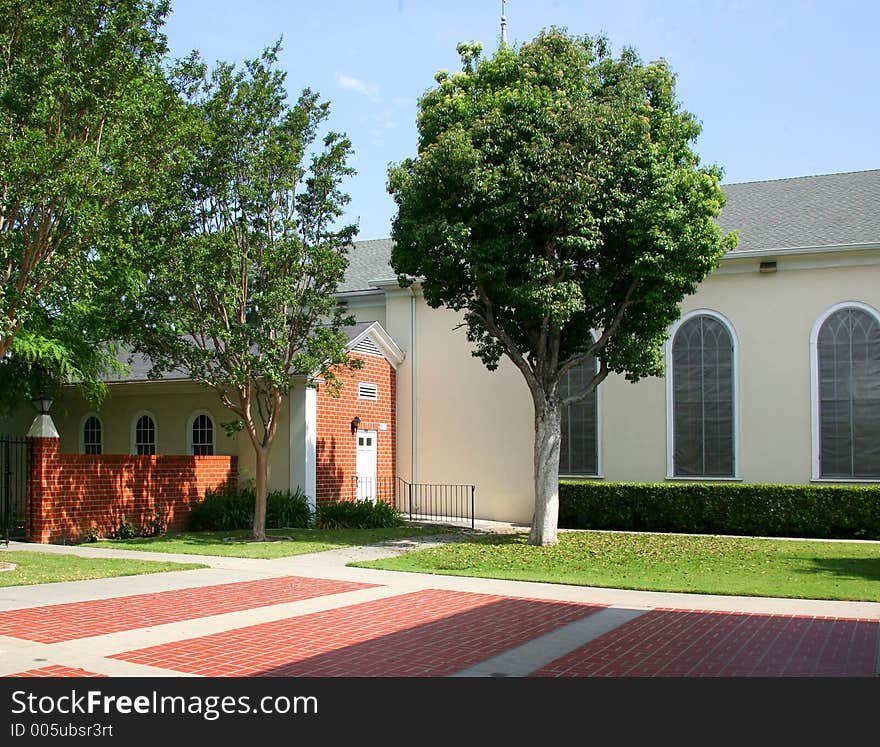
[252,447,269,541]
[528,396,562,546]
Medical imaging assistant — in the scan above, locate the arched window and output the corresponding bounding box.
[559,354,599,476]
[669,312,737,478]
[190,412,215,456]
[814,305,880,479]
[133,413,157,456]
[82,415,103,455]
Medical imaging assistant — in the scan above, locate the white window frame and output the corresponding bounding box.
[665,308,741,480]
[187,409,216,456]
[80,412,104,455]
[810,300,880,482]
[131,410,158,456]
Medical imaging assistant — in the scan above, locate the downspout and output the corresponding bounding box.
[411,288,418,484]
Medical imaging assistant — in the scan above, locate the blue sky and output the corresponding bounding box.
[163,1,880,240]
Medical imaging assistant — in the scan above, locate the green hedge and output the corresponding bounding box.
[189,486,312,531]
[315,499,404,529]
[559,481,880,540]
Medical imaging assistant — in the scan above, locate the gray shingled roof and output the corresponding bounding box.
[718,169,880,253]
[339,238,395,292]
[337,169,880,292]
[107,323,378,384]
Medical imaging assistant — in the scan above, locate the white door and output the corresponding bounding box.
[356,430,378,502]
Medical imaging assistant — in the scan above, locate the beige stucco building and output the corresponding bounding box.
[4,169,879,527]
[339,169,880,522]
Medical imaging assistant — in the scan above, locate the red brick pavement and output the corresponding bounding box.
[5,665,105,677]
[112,589,604,677]
[532,609,879,677]
[0,576,376,644]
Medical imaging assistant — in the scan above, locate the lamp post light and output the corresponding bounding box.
[32,393,53,415]
[27,391,59,439]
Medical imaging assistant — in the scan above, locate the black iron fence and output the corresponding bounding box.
[350,476,475,529]
[1,435,31,545]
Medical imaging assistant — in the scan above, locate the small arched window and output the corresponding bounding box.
[82,415,103,455]
[815,305,880,478]
[559,354,599,476]
[133,414,157,456]
[670,312,736,478]
[190,413,215,456]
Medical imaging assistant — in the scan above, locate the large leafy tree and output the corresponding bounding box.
[0,1,189,402]
[131,45,357,541]
[389,30,737,545]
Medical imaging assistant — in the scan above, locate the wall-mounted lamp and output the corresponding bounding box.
[351,416,361,434]
[32,392,53,414]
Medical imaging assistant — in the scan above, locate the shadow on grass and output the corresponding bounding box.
[799,557,880,583]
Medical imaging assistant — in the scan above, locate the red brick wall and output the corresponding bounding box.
[28,437,237,544]
[316,353,396,504]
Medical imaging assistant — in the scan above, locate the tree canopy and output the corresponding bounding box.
[389,29,737,544]
[0,0,189,403]
[129,44,357,539]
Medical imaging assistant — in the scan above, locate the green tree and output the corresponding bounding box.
[0,1,188,401]
[131,45,357,541]
[388,30,737,545]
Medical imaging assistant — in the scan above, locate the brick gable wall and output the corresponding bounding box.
[315,353,396,504]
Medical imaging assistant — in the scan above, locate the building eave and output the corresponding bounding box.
[722,241,880,260]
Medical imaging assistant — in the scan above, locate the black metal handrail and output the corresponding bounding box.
[350,476,475,529]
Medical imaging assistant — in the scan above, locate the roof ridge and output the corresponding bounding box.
[723,168,880,188]
[353,237,394,245]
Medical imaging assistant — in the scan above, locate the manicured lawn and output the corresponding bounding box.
[0,551,205,587]
[94,526,454,559]
[351,530,880,601]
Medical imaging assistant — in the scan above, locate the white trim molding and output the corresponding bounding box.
[186,409,216,456]
[79,412,104,455]
[304,386,317,511]
[809,300,880,481]
[130,410,158,455]
[346,321,406,369]
[665,308,741,480]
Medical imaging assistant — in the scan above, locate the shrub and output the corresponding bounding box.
[112,517,138,540]
[266,489,313,529]
[315,499,404,529]
[189,486,312,531]
[558,481,880,540]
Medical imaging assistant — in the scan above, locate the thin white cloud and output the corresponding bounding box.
[336,73,379,101]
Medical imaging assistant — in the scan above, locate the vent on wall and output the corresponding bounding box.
[352,336,383,357]
[358,382,379,401]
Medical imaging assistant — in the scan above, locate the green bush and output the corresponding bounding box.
[112,517,138,540]
[315,499,404,529]
[558,480,880,540]
[189,486,312,531]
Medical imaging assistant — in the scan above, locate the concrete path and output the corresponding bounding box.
[1,530,878,678]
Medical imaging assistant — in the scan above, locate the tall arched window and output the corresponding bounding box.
[669,311,737,478]
[82,415,103,455]
[189,412,215,456]
[814,304,880,479]
[559,354,599,476]
[133,413,157,456]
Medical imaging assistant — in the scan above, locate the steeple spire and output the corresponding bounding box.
[500,0,508,46]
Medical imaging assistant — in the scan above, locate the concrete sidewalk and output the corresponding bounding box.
[1,531,879,678]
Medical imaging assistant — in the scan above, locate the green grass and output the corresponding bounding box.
[351,530,880,601]
[0,551,205,587]
[94,526,454,559]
